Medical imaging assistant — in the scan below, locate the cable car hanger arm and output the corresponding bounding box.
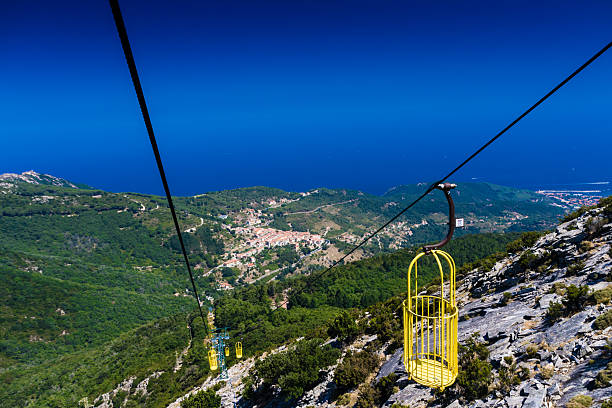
[423,183,456,253]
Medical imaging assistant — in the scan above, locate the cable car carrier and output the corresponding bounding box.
[403,183,459,390]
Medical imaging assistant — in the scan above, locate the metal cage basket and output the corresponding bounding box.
[403,249,458,390]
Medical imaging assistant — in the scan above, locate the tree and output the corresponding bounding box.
[334,350,379,389]
[181,388,221,408]
[327,311,359,343]
[248,338,340,401]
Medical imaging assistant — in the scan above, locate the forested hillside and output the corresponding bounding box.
[0,171,572,407]
[0,228,527,407]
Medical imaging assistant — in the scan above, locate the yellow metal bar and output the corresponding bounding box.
[427,298,430,359]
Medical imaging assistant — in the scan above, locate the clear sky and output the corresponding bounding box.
[1,1,611,195]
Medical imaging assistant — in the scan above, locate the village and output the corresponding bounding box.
[536,189,603,208]
[211,207,328,288]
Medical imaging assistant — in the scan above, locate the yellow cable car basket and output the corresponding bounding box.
[403,249,458,390]
[225,346,230,357]
[403,183,459,390]
[235,342,243,359]
[208,348,218,370]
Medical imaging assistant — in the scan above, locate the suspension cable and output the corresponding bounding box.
[109,0,209,335]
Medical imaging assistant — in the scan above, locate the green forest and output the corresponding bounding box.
[0,177,570,407]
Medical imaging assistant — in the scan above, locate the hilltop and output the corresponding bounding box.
[0,170,87,189]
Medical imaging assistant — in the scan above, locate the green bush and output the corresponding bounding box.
[334,350,379,390]
[567,261,586,276]
[601,398,612,408]
[353,373,397,408]
[376,373,398,403]
[566,394,592,408]
[540,364,554,380]
[594,362,612,389]
[327,311,360,343]
[525,344,539,358]
[355,384,377,408]
[547,285,592,323]
[248,338,340,401]
[500,292,513,306]
[564,285,592,314]
[518,252,538,270]
[181,388,221,408]
[505,231,545,254]
[592,286,612,304]
[562,206,594,222]
[546,302,565,323]
[335,393,351,406]
[593,310,612,330]
[497,356,525,393]
[455,335,493,401]
[550,282,567,295]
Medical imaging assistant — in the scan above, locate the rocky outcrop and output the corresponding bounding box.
[383,207,612,408]
[0,170,79,188]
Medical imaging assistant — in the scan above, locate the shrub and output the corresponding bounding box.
[564,285,591,314]
[594,362,612,389]
[566,394,593,408]
[505,231,544,254]
[550,282,567,295]
[547,285,593,322]
[497,356,525,394]
[355,384,377,408]
[500,292,513,306]
[335,393,351,406]
[248,338,341,401]
[592,286,612,304]
[455,335,493,401]
[601,398,612,408]
[579,241,595,253]
[353,373,397,408]
[540,364,554,380]
[376,373,398,403]
[585,217,608,236]
[181,388,221,408]
[562,206,594,223]
[546,302,564,322]
[525,344,539,358]
[593,309,612,330]
[567,261,586,276]
[334,350,379,390]
[327,311,360,343]
[518,252,538,270]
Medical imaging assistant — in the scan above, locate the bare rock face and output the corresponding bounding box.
[0,170,79,188]
[383,207,612,408]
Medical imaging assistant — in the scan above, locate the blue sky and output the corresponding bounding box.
[1,1,611,195]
